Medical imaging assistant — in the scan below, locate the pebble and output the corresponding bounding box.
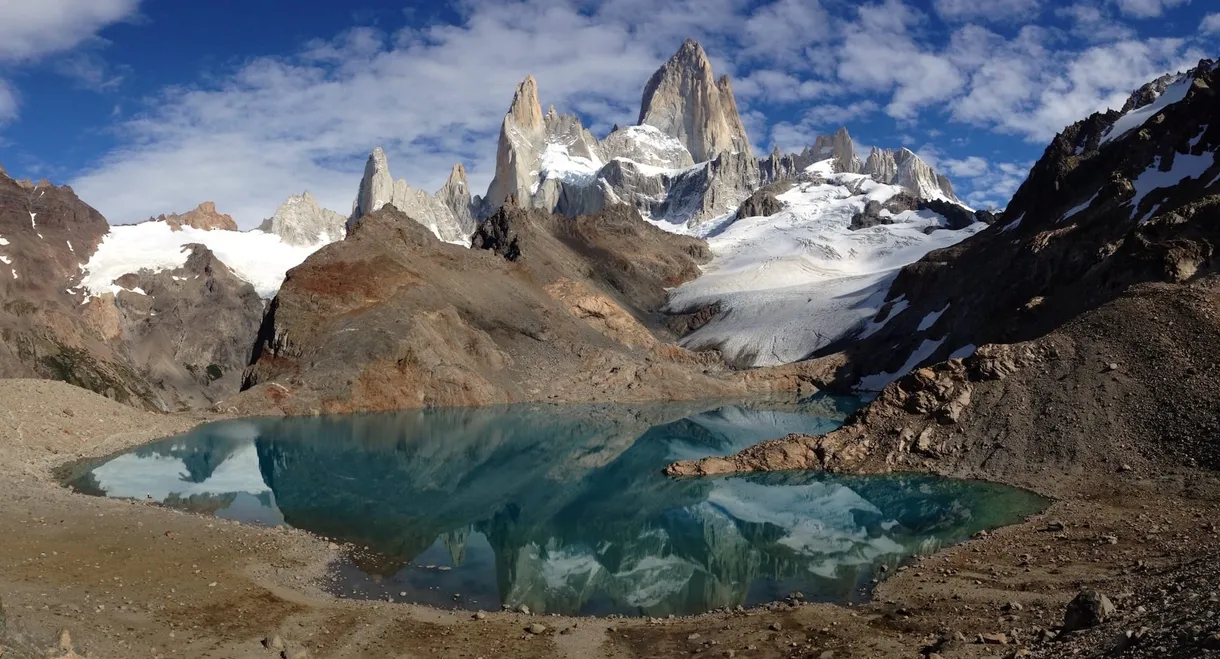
[688,633,701,641]
[262,635,285,651]
[517,604,531,616]
[978,632,1009,645]
[527,623,547,635]
[769,622,782,631]
[473,611,486,620]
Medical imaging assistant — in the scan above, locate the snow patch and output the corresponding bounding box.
[66,240,74,253]
[858,296,909,340]
[1060,192,1099,223]
[917,304,949,332]
[1190,125,1209,149]
[0,255,10,264]
[949,344,977,360]
[81,222,330,299]
[1130,151,1217,223]
[10,269,17,280]
[1101,74,1192,145]
[858,337,947,392]
[28,212,36,228]
[539,143,602,187]
[0,237,8,246]
[999,213,1024,233]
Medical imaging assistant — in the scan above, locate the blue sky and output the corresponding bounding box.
[0,0,1217,226]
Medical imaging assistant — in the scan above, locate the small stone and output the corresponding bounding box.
[57,630,73,652]
[687,633,701,641]
[769,622,782,631]
[1003,602,1024,612]
[1044,520,1066,532]
[1063,590,1116,631]
[1103,535,1119,545]
[1106,362,1119,372]
[1118,464,1133,473]
[527,623,547,635]
[327,543,339,551]
[819,651,835,658]
[473,611,486,620]
[978,632,1008,645]
[517,604,531,615]
[263,635,286,651]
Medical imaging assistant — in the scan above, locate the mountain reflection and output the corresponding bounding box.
[68,397,1045,616]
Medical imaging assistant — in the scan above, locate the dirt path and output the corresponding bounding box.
[2,378,1218,658]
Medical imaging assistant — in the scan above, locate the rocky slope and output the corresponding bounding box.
[813,57,1219,391]
[103,244,264,410]
[0,171,328,411]
[0,173,165,409]
[236,203,792,414]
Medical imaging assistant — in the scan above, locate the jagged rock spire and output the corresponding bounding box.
[484,75,548,210]
[812,127,862,174]
[638,39,752,162]
[349,148,475,243]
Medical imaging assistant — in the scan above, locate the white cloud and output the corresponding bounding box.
[941,155,990,178]
[1202,13,1220,34]
[733,69,835,103]
[1055,3,1137,42]
[837,0,964,119]
[934,0,1043,22]
[70,0,758,226]
[0,0,141,62]
[741,0,832,63]
[0,0,141,123]
[1112,0,1190,19]
[0,80,16,124]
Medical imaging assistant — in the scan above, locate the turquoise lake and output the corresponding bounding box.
[66,396,1047,617]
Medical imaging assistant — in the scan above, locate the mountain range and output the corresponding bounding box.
[0,40,1215,418]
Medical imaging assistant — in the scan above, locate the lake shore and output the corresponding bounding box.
[2,378,1219,659]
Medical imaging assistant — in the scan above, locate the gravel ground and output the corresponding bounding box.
[3,378,1219,658]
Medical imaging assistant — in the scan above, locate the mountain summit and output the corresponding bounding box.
[638,38,752,162]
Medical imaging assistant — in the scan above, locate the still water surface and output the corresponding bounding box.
[66,397,1047,616]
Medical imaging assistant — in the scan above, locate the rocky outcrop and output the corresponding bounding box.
[257,192,346,246]
[349,148,475,244]
[638,39,751,163]
[150,202,239,232]
[108,244,265,410]
[237,203,764,414]
[734,182,792,220]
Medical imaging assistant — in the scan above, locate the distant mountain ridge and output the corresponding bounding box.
[348,39,965,242]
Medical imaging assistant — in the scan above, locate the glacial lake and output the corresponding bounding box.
[66,397,1047,617]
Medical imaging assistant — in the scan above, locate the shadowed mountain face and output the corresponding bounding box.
[68,397,1046,616]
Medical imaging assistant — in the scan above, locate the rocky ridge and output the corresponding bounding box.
[236,202,798,414]
[813,57,1219,389]
[148,201,239,232]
